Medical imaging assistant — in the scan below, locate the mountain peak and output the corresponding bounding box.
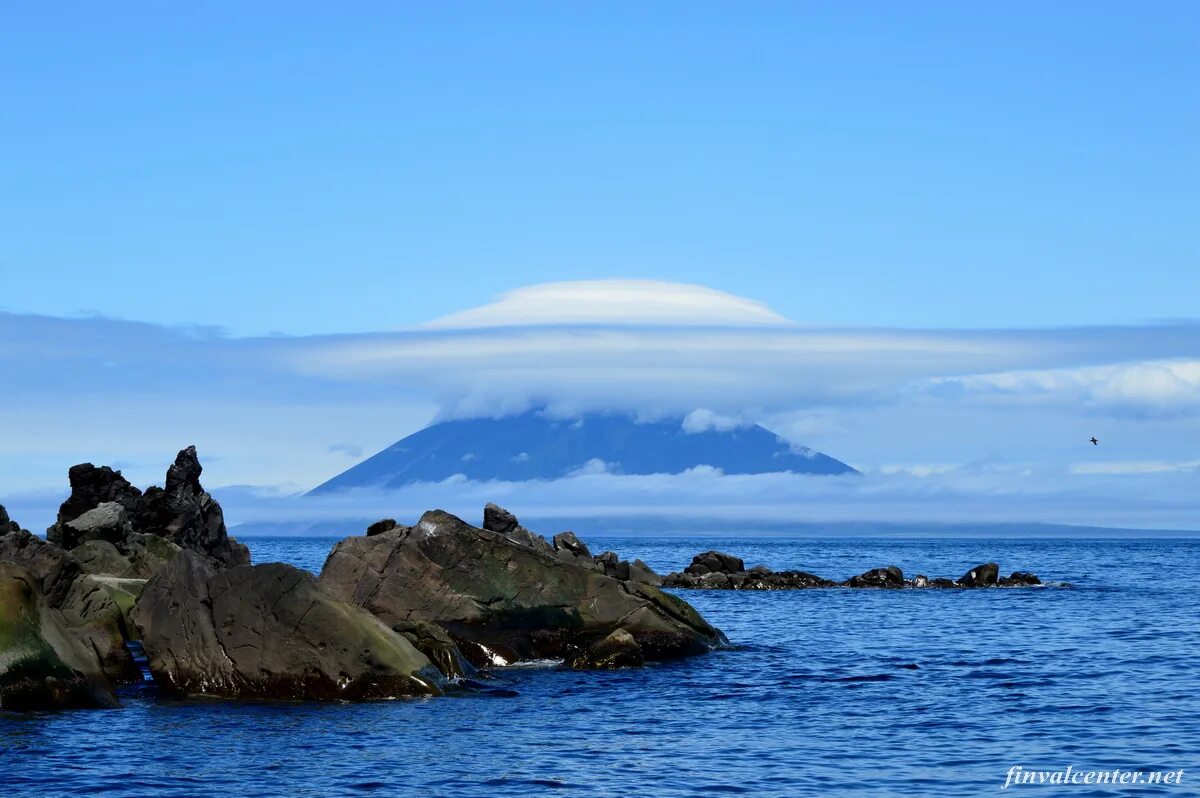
[309,411,856,494]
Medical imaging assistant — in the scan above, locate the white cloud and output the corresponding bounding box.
[681,409,749,433]
[422,279,788,328]
[931,359,1200,415]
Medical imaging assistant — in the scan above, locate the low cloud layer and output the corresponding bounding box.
[2,280,1198,530]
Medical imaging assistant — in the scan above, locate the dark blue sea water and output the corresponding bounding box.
[3,536,1198,797]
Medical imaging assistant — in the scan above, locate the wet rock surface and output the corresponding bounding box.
[0,561,119,710]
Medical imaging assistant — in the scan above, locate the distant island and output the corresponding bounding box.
[309,411,856,493]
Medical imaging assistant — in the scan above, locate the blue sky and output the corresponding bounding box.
[1,4,1197,531]
[2,2,1197,334]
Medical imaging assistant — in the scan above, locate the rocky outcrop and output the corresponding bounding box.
[845,566,905,588]
[684,550,745,576]
[131,551,443,700]
[483,503,553,553]
[46,446,247,571]
[664,553,1044,590]
[0,561,119,710]
[319,509,724,669]
[592,550,662,586]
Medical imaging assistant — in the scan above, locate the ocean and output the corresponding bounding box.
[3,535,1198,796]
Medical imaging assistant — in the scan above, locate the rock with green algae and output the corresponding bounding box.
[0,560,119,711]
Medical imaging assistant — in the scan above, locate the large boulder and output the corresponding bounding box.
[319,510,724,667]
[131,551,443,700]
[958,562,1000,588]
[0,561,118,710]
[0,528,83,608]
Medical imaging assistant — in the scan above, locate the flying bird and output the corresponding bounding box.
[1090,437,1099,445]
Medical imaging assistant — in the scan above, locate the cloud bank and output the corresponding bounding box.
[2,280,1198,530]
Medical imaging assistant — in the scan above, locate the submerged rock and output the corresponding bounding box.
[131,551,443,700]
[319,510,724,666]
[0,561,118,710]
[1000,571,1042,586]
[568,628,644,670]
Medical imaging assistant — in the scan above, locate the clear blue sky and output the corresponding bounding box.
[2,2,1197,335]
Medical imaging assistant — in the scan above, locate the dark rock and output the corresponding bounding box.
[482,503,519,534]
[911,574,930,588]
[930,577,957,588]
[568,628,644,669]
[47,464,143,547]
[1001,571,1041,586]
[58,574,144,682]
[844,566,905,588]
[0,561,119,710]
[366,518,399,537]
[0,504,22,535]
[748,564,773,576]
[48,446,248,570]
[958,562,1000,588]
[131,551,443,700]
[592,551,663,587]
[552,531,592,560]
[745,570,835,589]
[319,509,724,664]
[684,551,745,576]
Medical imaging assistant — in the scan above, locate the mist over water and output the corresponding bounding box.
[4,535,1197,797]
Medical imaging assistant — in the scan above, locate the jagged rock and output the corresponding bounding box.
[481,504,552,553]
[46,446,248,570]
[319,509,724,665]
[568,628,644,670]
[483,503,519,534]
[1001,571,1041,586]
[366,518,399,537]
[0,528,82,608]
[958,562,1000,588]
[0,561,119,710]
[47,465,143,548]
[131,551,443,700]
[119,532,181,578]
[844,566,905,588]
[0,504,21,535]
[684,551,745,576]
[552,531,592,560]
